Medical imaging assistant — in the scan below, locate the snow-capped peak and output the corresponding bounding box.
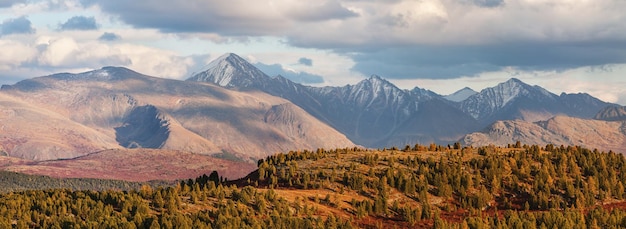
[186,53,269,88]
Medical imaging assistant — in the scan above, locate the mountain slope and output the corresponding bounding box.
[1,67,354,162]
[461,116,626,152]
[0,93,120,160]
[187,54,480,147]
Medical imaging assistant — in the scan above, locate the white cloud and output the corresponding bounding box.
[37,37,80,66]
[0,39,36,70]
[0,35,194,82]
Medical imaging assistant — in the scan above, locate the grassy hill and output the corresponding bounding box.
[2,143,626,228]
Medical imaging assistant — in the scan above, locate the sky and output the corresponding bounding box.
[0,0,625,104]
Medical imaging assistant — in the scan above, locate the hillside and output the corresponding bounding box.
[461,116,626,152]
[0,149,256,182]
[3,144,626,228]
[0,93,120,160]
[0,67,354,162]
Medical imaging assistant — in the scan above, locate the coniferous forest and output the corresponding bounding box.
[2,143,626,228]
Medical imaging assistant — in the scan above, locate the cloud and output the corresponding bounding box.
[254,62,324,84]
[0,16,35,35]
[59,16,98,30]
[80,0,287,35]
[277,0,358,22]
[349,42,626,79]
[80,0,357,35]
[0,39,37,70]
[0,36,194,83]
[298,57,312,66]
[39,0,626,83]
[0,0,24,8]
[286,0,626,79]
[99,32,121,41]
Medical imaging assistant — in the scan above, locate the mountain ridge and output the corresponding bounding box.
[186,53,612,148]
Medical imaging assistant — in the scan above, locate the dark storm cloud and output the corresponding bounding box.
[470,0,504,8]
[99,32,121,41]
[298,57,313,66]
[0,0,23,8]
[59,16,98,30]
[349,41,626,79]
[255,62,324,84]
[0,16,35,35]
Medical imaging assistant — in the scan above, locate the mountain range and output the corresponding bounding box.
[0,52,623,180]
[186,53,616,148]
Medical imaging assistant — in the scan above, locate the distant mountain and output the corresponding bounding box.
[559,92,614,118]
[187,54,616,148]
[1,67,354,163]
[188,56,479,147]
[595,106,626,121]
[444,87,477,102]
[458,78,613,125]
[461,116,626,153]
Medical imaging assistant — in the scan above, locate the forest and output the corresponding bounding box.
[2,143,626,228]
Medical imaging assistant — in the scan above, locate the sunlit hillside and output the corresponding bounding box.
[2,143,626,228]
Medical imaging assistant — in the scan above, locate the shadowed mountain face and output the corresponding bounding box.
[595,106,626,121]
[0,67,354,163]
[115,105,169,149]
